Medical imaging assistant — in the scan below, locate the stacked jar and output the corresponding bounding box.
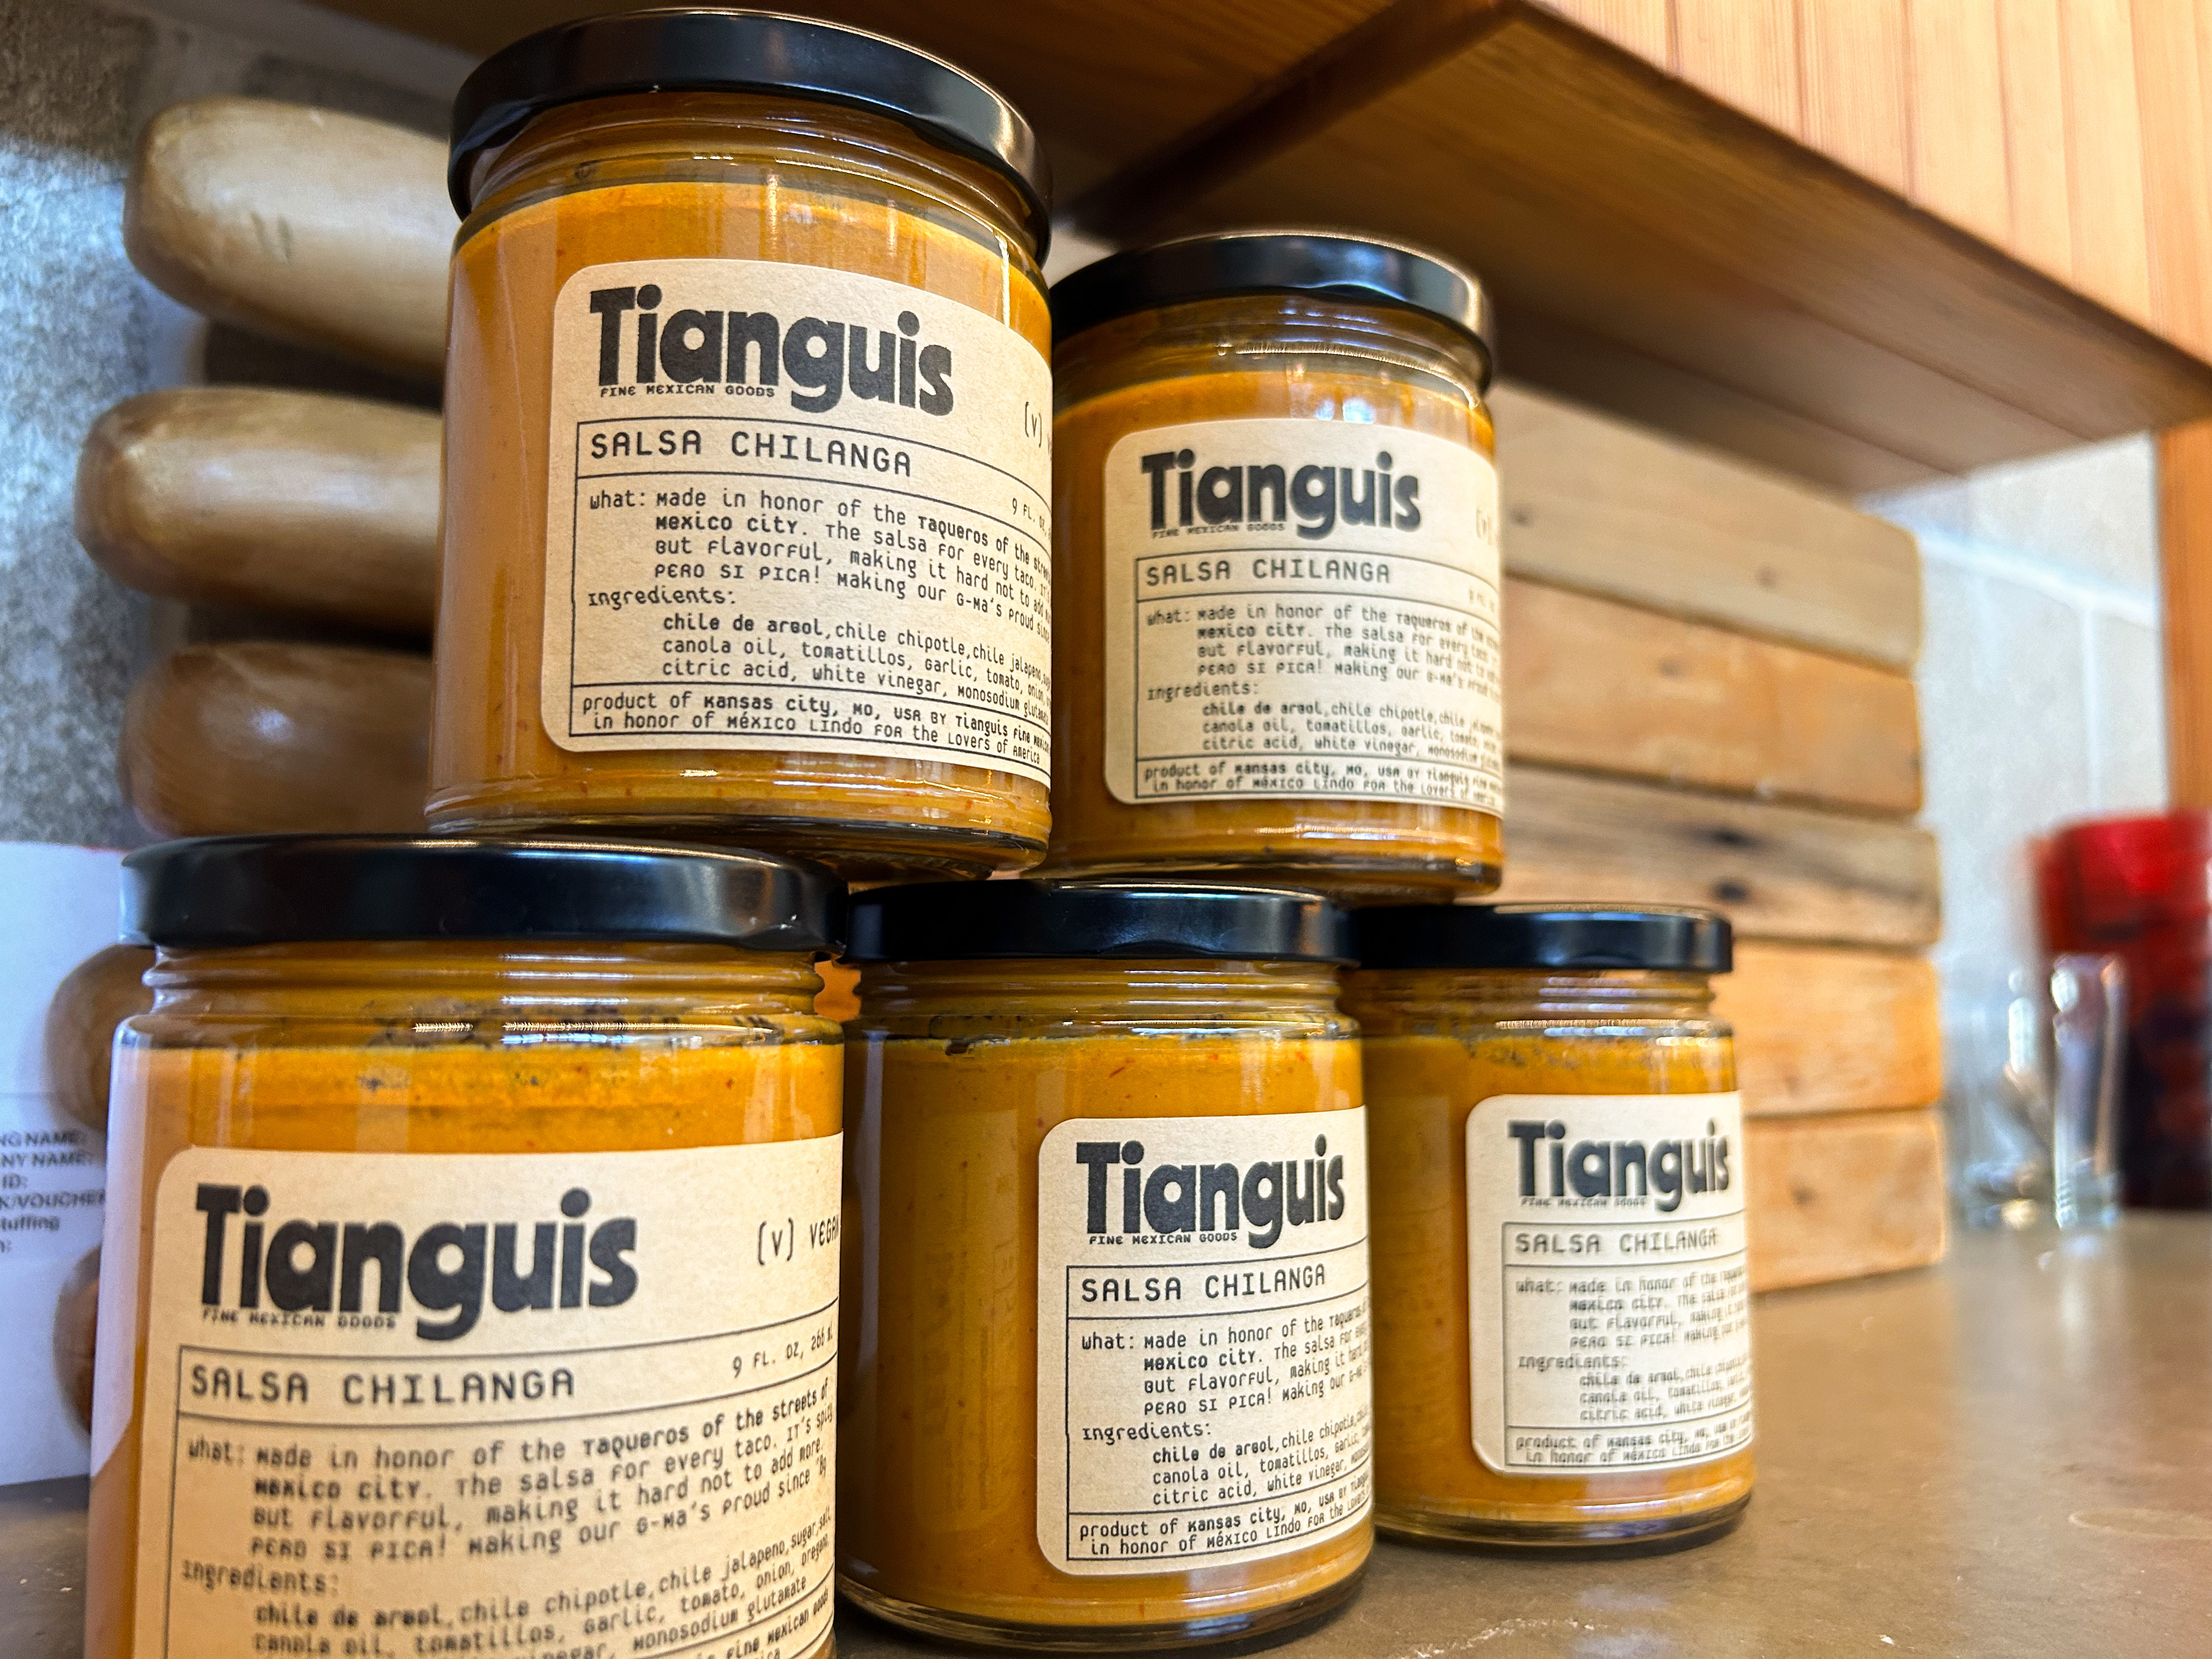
[87,12,1059,1659]
[85,12,1761,1659]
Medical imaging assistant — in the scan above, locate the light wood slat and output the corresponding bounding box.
[1719,943,1943,1118]
[1798,0,1911,195]
[1671,0,1801,133]
[1746,1109,1947,1290]
[2131,0,2212,358]
[1503,578,1923,812]
[1532,0,1668,57]
[1998,0,2075,280]
[1497,763,1943,947]
[2059,0,2154,324]
[2159,419,2212,806]
[1492,380,1922,666]
[1907,0,2012,247]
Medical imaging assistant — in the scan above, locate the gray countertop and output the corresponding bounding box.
[11,1218,2209,1656]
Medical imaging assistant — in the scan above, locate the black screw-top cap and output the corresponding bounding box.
[448,7,1051,250]
[1351,904,1731,974]
[1051,229,1492,379]
[845,879,1351,963]
[122,835,844,953]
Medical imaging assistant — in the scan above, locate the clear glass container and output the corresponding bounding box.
[1047,233,1502,902]
[1343,955,1754,1549]
[837,882,1372,1649]
[86,836,842,1659]
[431,12,1054,879]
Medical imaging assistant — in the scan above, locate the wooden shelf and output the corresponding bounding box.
[309,0,2212,491]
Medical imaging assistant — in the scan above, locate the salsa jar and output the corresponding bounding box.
[1343,904,1754,1548]
[838,880,1372,1647]
[86,836,844,1659]
[431,10,1055,879]
[1046,231,1501,901]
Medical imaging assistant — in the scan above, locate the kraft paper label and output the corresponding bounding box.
[542,258,1052,785]
[132,1139,840,1659]
[1101,417,1502,810]
[1035,1110,1372,1575]
[1465,1094,1753,1475]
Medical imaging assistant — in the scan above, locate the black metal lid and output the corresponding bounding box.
[1051,229,1492,378]
[845,879,1350,963]
[449,7,1051,249]
[122,834,843,952]
[1351,904,1731,973]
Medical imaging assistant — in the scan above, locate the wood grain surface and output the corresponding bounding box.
[1746,1108,1947,1291]
[1796,0,1908,195]
[1497,763,1943,947]
[2160,417,2212,806]
[1492,381,1922,667]
[76,387,439,636]
[2059,0,2154,328]
[1135,4,2212,490]
[121,641,431,837]
[125,98,450,380]
[1720,941,1943,1118]
[1999,0,2075,282]
[40,944,154,1136]
[1504,578,1921,812]
[302,0,1381,198]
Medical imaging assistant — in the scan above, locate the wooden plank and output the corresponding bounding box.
[1496,763,1943,946]
[1492,306,1943,493]
[1746,1109,1947,1290]
[1115,4,2212,487]
[1906,0,2012,246]
[2131,0,2212,358]
[1798,0,1911,196]
[1530,0,1668,58]
[1502,578,1923,812]
[1718,942,1943,1117]
[306,0,1389,196]
[1999,0,2075,279]
[1492,379,1923,667]
[1671,0,1800,134]
[2159,419,2212,806]
[2059,0,2154,325]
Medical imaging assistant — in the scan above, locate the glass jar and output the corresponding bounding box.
[86,836,844,1659]
[838,881,1372,1647]
[1046,231,1502,901]
[431,10,1055,879]
[1342,904,1754,1548]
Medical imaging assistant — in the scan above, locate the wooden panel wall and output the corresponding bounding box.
[1532,0,2212,360]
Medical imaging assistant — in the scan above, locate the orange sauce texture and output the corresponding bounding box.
[837,962,1372,1640]
[84,944,838,1659]
[430,97,1051,876]
[1048,297,1503,899]
[1344,968,1756,1540]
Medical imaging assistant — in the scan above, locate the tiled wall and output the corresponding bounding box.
[1870,436,2168,1039]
